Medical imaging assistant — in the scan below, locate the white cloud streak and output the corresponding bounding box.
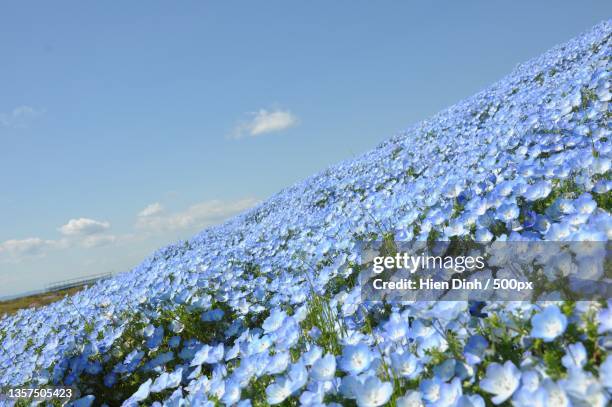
[0,238,57,261]
[0,106,44,128]
[2,197,256,264]
[59,218,110,236]
[138,202,164,217]
[58,218,115,249]
[231,108,298,139]
[136,198,259,232]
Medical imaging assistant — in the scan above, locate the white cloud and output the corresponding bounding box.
[138,202,164,217]
[81,234,117,248]
[0,105,44,128]
[0,237,56,261]
[58,218,115,248]
[136,198,259,232]
[59,218,110,236]
[231,108,298,138]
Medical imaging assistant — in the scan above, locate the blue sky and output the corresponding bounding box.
[0,1,610,297]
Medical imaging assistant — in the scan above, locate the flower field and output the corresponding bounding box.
[1,21,611,407]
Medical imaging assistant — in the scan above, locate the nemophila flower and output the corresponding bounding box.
[231,355,264,386]
[340,343,373,375]
[495,181,515,197]
[597,306,612,333]
[561,342,587,370]
[246,334,273,355]
[221,379,242,405]
[455,394,485,407]
[479,361,521,404]
[310,353,336,381]
[593,157,611,174]
[382,312,409,342]
[455,361,476,381]
[142,324,155,338]
[150,368,183,393]
[169,319,184,333]
[190,345,211,367]
[523,181,552,201]
[104,373,117,388]
[414,329,449,356]
[512,370,540,407]
[390,351,422,379]
[122,378,152,406]
[116,349,145,373]
[208,375,226,400]
[266,351,290,375]
[433,358,456,382]
[475,228,494,242]
[299,382,326,406]
[534,378,571,407]
[273,318,301,350]
[530,305,567,342]
[522,210,537,228]
[426,301,468,324]
[352,376,393,407]
[533,214,550,233]
[545,222,572,240]
[72,395,96,407]
[146,326,164,349]
[495,202,521,222]
[286,361,308,393]
[464,335,488,365]
[396,390,424,407]
[600,355,612,391]
[420,377,462,406]
[85,360,102,375]
[201,308,224,322]
[263,308,288,333]
[302,345,323,365]
[574,193,598,214]
[168,335,181,349]
[593,179,612,194]
[444,219,468,237]
[560,368,609,407]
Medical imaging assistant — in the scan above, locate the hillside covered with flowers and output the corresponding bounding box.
[1,20,611,407]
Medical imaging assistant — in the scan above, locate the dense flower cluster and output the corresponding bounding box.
[1,21,611,407]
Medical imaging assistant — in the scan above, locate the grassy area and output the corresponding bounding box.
[0,286,85,317]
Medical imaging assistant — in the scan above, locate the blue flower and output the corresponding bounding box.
[390,351,422,379]
[395,390,423,407]
[122,378,152,406]
[263,308,288,333]
[221,379,242,405]
[530,305,567,342]
[496,202,520,222]
[597,306,612,333]
[72,395,96,407]
[266,351,290,375]
[420,377,462,406]
[352,376,393,407]
[561,342,587,370]
[464,335,488,365]
[600,355,612,391]
[339,343,373,375]
[382,312,409,342]
[479,361,521,404]
[523,181,552,202]
[310,353,336,381]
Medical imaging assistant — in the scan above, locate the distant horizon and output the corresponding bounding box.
[1,2,610,296]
